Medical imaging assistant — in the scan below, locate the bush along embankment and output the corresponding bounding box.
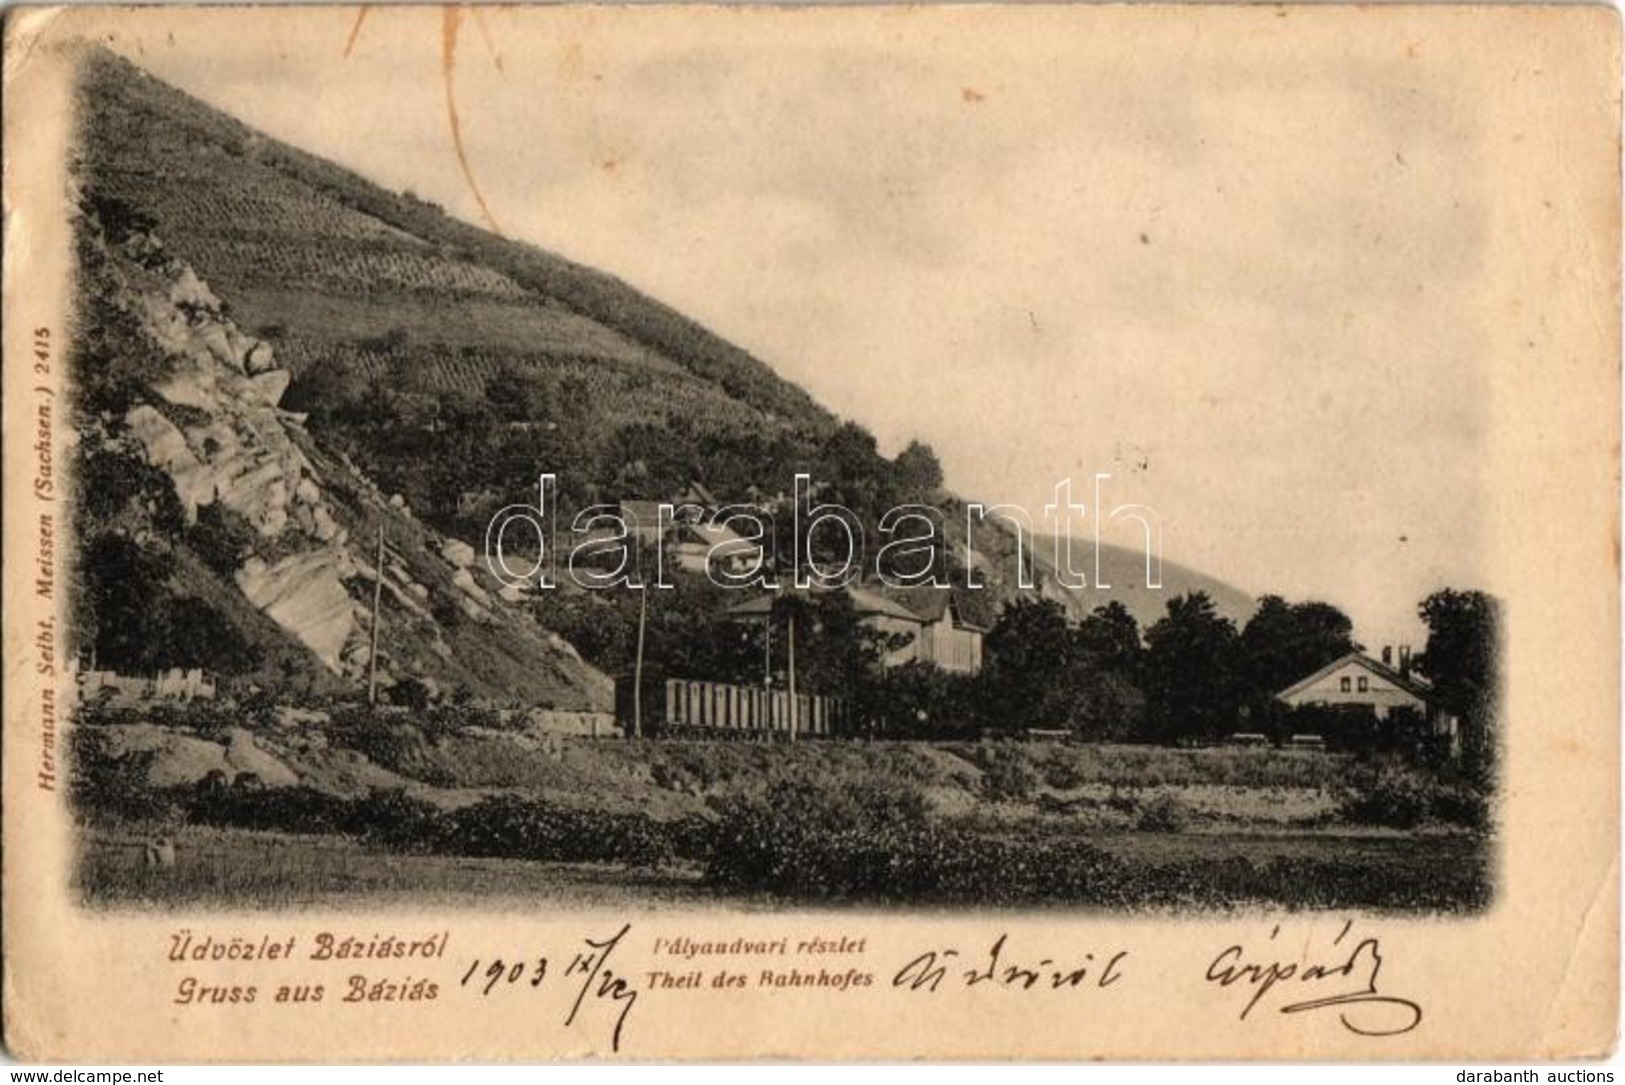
[1336,754,1490,831]
[704,778,1490,912]
[175,780,711,873]
[76,733,1489,913]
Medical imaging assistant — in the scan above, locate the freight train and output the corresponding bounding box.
[614,676,847,738]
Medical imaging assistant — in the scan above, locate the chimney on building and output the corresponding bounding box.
[1381,645,1393,666]
[1398,644,1412,677]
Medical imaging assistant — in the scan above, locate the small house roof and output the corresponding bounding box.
[618,500,664,529]
[678,521,748,546]
[724,584,924,624]
[723,595,776,618]
[848,584,927,623]
[677,480,719,506]
[887,587,993,632]
[1274,651,1434,703]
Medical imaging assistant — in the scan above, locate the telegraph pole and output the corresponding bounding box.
[632,583,647,738]
[367,520,384,706]
[786,609,798,742]
[763,611,772,688]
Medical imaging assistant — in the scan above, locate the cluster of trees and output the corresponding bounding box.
[966,587,1497,760]
[593,580,1500,762]
[546,575,897,703]
[288,348,949,561]
[894,592,1365,745]
[963,588,1498,758]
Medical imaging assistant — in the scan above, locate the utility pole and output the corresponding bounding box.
[632,583,647,738]
[786,609,797,743]
[367,520,384,706]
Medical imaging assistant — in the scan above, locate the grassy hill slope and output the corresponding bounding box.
[76,51,837,527]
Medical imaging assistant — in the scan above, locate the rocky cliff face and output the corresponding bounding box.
[121,250,368,675]
[92,226,611,711]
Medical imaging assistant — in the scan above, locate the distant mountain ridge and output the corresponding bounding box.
[1030,535,1254,628]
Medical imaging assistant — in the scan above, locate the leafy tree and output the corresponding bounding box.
[76,535,176,670]
[68,231,176,415]
[1070,601,1148,739]
[1143,591,1244,743]
[75,534,258,674]
[614,421,686,497]
[189,502,258,576]
[864,661,979,737]
[770,591,893,702]
[893,439,945,498]
[820,421,881,483]
[979,597,1079,731]
[1415,589,1502,784]
[390,675,437,712]
[72,444,186,538]
[70,728,174,825]
[1068,670,1148,742]
[1240,595,1359,702]
[1076,601,1144,676]
[644,576,770,688]
[817,421,898,521]
[82,188,158,244]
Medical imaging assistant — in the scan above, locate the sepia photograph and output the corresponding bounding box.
[3,3,1616,1063]
[55,8,1502,916]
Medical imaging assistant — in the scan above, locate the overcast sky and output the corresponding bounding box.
[96,6,1496,647]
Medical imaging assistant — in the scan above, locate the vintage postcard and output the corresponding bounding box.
[2,3,1618,1063]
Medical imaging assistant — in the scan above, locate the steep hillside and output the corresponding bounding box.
[66,194,611,710]
[68,48,1252,701]
[75,50,840,529]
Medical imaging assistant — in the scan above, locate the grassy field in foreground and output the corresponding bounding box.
[74,729,1489,912]
[77,825,718,912]
[76,821,1488,914]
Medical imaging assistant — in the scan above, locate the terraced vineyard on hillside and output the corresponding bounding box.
[77,53,843,531]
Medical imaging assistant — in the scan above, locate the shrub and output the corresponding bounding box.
[130,700,236,739]
[1429,783,1492,831]
[186,783,355,835]
[652,747,730,792]
[708,778,932,898]
[1135,793,1192,833]
[1287,704,1424,756]
[327,709,438,777]
[976,748,1039,803]
[1339,759,1433,829]
[704,786,1494,910]
[1041,754,1088,791]
[1105,788,1138,816]
[649,760,701,794]
[429,795,702,872]
[705,778,1134,905]
[423,702,509,732]
[1354,754,1497,833]
[70,729,178,825]
[83,189,158,244]
[175,778,705,872]
[348,788,443,851]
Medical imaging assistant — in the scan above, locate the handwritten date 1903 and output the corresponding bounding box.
[458,924,640,1053]
[1205,919,1423,1038]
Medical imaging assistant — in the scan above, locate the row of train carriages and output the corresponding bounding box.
[614,676,849,739]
